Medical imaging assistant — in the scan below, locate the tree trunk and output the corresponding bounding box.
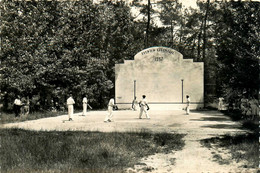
[145,0,151,48]
[197,19,203,61]
[202,0,210,61]
[170,19,173,47]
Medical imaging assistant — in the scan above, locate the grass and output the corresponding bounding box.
[221,110,259,132]
[200,110,259,169]
[0,128,185,173]
[0,111,67,124]
[201,132,259,168]
[0,108,82,124]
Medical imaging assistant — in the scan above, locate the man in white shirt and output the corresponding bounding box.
[132,96,138,111]
[104,98,115,122]
[186,95,190,115]
[67,94,75,121]
[139,95,150,119]
[14,95,22,117]
[82,96,88,116]
[218,97,224,111]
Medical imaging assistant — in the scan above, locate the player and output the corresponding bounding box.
[104,98,115,122]
[139,95,150,119]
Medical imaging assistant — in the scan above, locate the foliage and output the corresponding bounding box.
[0,0,258,111]
[201,132,258,168]
[214,1,259,98]
[0,128,185,172]
[0,0,141,110]
[0,110,66,124]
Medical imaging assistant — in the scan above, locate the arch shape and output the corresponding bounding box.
[115,47,204,110]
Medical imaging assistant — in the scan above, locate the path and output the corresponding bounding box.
[0,110,257,172]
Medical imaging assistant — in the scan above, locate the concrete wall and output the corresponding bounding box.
[115,47,204,110]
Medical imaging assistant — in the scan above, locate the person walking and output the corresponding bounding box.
[14,95,22,117]
[82,95,88,116]
[186,95,190,115]
[104,98,115,122]
[132,96,138,111]
[67,94,75,121]
[139,95,150,119]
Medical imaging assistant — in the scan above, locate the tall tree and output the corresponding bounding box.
[145,0,151,47]
[202,0,210,61]
[0,0,140,110]
[158,0,183,49]
[214,1,259,98]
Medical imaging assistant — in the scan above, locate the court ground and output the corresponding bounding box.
[1,110,258,173]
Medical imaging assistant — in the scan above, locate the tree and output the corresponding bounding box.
[158,0,183,49]
[214,1,259,98]
[0,0,140,110]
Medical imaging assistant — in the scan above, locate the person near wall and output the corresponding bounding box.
[22,96,30,116]
[104,98,115,122]
[240,95,248,115]
[248,96,259,120]
[82,95,88,116]
[218,97,224,111]
[139,95,150,119]
[186,95,190,115]
[14,95,22,117]
[67,94,75,121]
[132,96,139,111]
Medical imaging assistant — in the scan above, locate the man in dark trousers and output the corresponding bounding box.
[14,95,22,117]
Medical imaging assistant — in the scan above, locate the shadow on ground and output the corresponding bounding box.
[190,117,230,122]
[201,124,241,129]
[201,132,259,169]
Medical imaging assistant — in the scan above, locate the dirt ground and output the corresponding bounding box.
[1,109,258,173]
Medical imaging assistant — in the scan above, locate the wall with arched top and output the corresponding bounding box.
[115,47,204,110]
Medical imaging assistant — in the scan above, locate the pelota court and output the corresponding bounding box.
[1,110,258,173]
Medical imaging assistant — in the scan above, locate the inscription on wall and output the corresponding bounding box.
[154,57,163,62]
[141,48,176,55]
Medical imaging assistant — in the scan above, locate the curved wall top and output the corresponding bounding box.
[115,46,204,110]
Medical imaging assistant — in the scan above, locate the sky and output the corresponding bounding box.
[130,0,199,27]
[93,0,198,8]
[180,0,198,8]
[129,0,260,9]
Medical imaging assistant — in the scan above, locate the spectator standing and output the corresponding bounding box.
[248,96,259,119]
[14,96,22,117]
[218,97,224,111]
[82,95,88,116]
[67,94,75,121]
[240,95,248,115]
[23,96,30,115]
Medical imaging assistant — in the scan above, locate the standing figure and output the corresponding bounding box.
[132,96,138,111]
[218,97,224,111]
[104,98,115,122]
[139,95,150,119]
[14,95,22,117]
[248,96,259,120]
[186,95,190,115]
[82,95,88,116]
[23,96,30,116]
[67,94,75,121]
[240,95,248,115]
